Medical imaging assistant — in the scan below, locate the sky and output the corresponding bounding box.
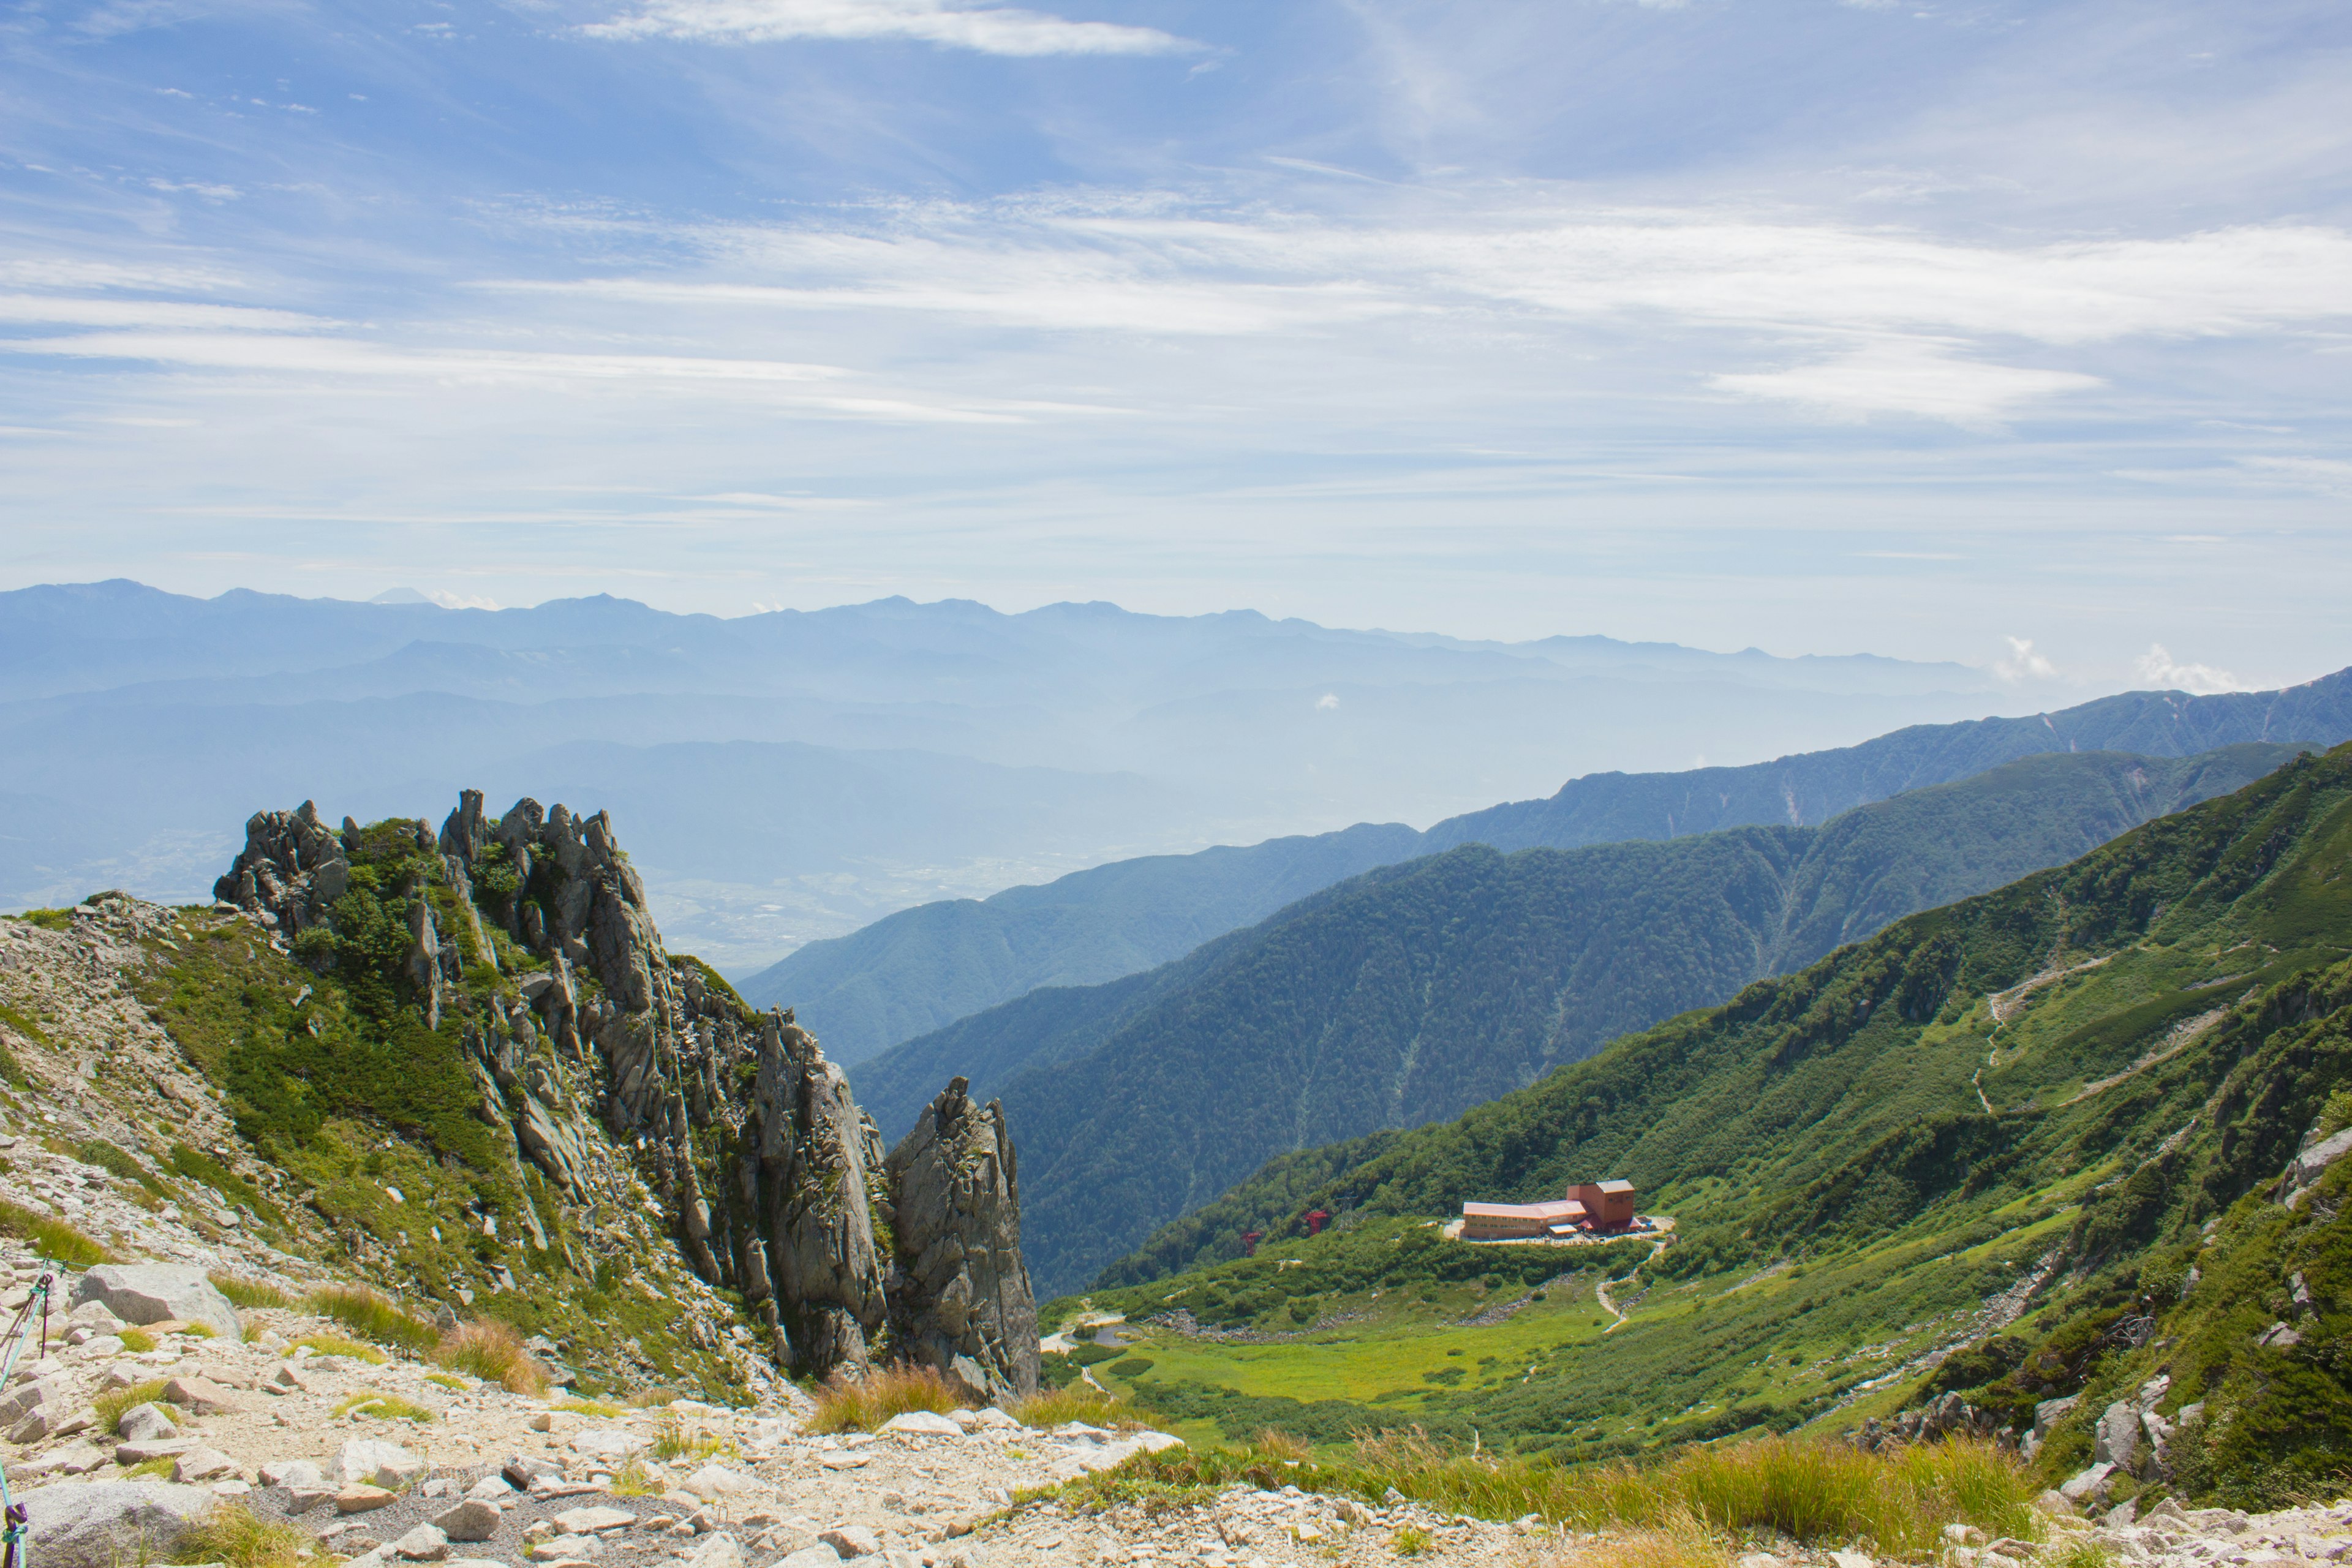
[1,0,2347,693]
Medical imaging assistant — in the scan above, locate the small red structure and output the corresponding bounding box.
[1304,1209,1330,1236]
[1240,1230,1264,1256]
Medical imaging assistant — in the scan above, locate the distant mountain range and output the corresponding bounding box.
[761,668,2352,1062]
[852,742,2316,1296]
[0,580,2013,966]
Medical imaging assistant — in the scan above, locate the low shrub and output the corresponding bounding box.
[170,1501,305,1568]
[209,1272,292,1310]
[306,1286,435,1352]
[433,1319,546,1395]
[806,1365,967,1434]
[0,1198,112,1266]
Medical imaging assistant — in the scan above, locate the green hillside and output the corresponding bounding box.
[756,671,2352,1065]
[869,744,2301,1297]
[1071,742,2352,1507]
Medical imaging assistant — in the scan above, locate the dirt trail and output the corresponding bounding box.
[1594,1240,1672,1332]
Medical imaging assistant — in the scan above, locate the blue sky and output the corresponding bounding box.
[1,0,2346,691]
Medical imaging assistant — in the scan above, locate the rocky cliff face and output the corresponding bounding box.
[884,1077,1041,1404]
[212,791,1036,1389]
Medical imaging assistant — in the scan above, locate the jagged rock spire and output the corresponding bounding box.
[885,1076,1041,1404]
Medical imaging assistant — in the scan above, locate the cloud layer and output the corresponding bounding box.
[581,0,1195,55]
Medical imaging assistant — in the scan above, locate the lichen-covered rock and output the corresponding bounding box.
[72,1264,240,1341]
[884,1076,1039,1403]
[18,1480,216,1568]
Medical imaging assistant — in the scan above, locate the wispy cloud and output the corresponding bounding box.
[2135,643,2246,695]
[1709,342,2101,424]
[581,0,1196,56]
[1994,636,2059,682]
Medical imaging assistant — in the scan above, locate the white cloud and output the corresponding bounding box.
[1316,692,1340,710]
[1708,342,2100,424]
[582,0,1195,56]
[1993,636,2058,683]
[2135,643,2246,695]
[0,294,324,331]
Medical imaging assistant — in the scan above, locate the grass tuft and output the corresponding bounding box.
[805,1364,967,1435]
[171,1501,306,1568]
[94,1381,173,1432]
[210,1272,292,1310]
[0,1197,113,1265]
[117,1327,156,1353]
[549,1397,625,1418]
[306,1286,436,1352]
[1390,1526,1434,1558]
[1555,1510,1730,1568]
[124,1456,176,1480]
[1011,1384,1128,1429]
[432,1318,546,1394]
[608,1459,663,1498]
[174,1495,308,1568]
[333,1389,438,1423]
[650,1411,737,1461]
[296,1331,387,1364]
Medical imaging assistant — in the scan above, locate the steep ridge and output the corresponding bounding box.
[2,790,1040,1403]
[1079,742,2352,1506]
[750,670,2352,1063]
[860,744,2305,1297]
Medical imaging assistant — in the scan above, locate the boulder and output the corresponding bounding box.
[260,1459,324,1490]
[113,1439,196,1464]
[0,1375,67,1430]
[2092,1401,2138,1469]
[882,1076,1041,1403]
[71,1265,241,1341]
[502,1455,562,1490]
[336,1438,425,1489]
[570,1429,649,1462]
[431,1501,501,1544]
[164,1376,241,1415]
[677,1464,758,1501]
[2282,1126,2352,1207]
[820,1526,880,1559]
[17,1442,108,1478]
[879,1411,962,1438]
[2058,1463,2115,1505]
[551,1507,635,1534]
[339,1485,398,1514]
[171,1447,241,1483]
[18,1479,217,1568]
[466,1475,516,1501]
[394,1524,452,1562]
[2031,1395,2078,1439]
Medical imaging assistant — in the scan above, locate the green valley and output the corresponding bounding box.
[1057,742,2352,1509]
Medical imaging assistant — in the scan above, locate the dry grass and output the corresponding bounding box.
[0,1197,112,1266]
[650,1412,737,1462]
[1011,1383,1129,1429]
[549,1397,625,1417]
[432,1318,546,1394]
[1104,1432,2040,1555]
[296,1330,386,1364]
[805,1364,968,1434]
[208,1272,291,1310]
[305,1285,435,1352]
[1546,1510,1731,1568]
[608,1459,663,1498]
[334,1389,438,1423]
[1254,1428,1314,1461]
[170,1501,305,1568]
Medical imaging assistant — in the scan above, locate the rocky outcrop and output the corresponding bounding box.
[884,1077,1040,1404]
[211,790,1041,1392]
[213,801,350,933]
[749,1013,890,1376]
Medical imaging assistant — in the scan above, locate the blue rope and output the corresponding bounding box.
[0,1263,63,1568]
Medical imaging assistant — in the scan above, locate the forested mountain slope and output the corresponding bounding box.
[861,742,2302,1297]
[756,669,2352,1063]
[1083,741,2352,1507]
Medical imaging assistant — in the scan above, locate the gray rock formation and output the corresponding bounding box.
[213,801,350,934]
[748,1012,889,1376]
[213,790,1042,1390]
[884,1076,1040,1403]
